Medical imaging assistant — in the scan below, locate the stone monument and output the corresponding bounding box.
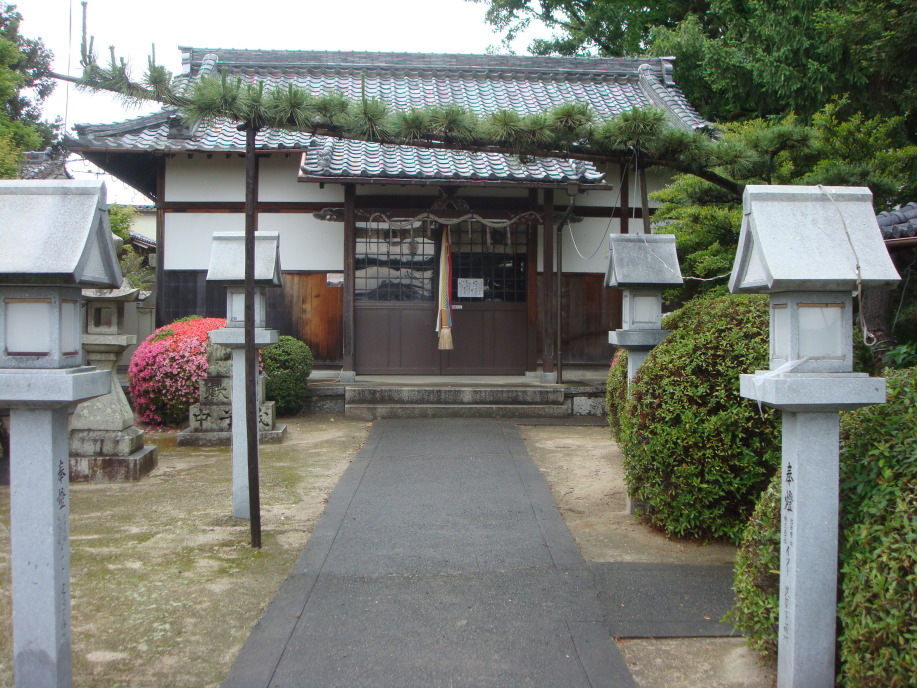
[69,280,158,481]
[0,179,121,687]
[183,231,285,519]
[730,185,899,688]
[605,234,683,382]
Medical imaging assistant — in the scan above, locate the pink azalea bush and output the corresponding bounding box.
[128,316,226,427]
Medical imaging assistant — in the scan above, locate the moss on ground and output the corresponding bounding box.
[0,414,369,688]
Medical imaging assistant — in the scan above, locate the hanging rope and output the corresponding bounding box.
[357,210,546,230]
[436,225,454,350]
[818,185,877,347]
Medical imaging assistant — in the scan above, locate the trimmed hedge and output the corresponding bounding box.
[837,365,917,686]
[614,294,781,542]
[262,335,313,415]
[728,366,917,685]
[605,348,629,441]
[724,474,780,655]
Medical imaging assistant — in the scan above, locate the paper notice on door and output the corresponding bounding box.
[457,278,484,298]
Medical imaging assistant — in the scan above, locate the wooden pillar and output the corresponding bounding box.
[342,184,356,378]
[615,164,629,337]
[527,189,539,372]
[639,168,651,234]
[243,127,261,548]
[154,158,166,327]
[555,204,563,383]
[542,189,555,376]
[620,164,630,235]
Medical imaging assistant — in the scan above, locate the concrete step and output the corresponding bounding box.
[345,386,565,406]
[345,403,571,420]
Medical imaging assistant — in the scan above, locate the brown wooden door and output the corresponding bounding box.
[354,221,528,375]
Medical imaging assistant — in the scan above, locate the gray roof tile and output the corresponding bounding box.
[877,202,917,239]
[67,49,708,185]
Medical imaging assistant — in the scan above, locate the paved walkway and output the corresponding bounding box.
[223,419,734,688]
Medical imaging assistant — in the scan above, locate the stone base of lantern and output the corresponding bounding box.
[69,439,158,482]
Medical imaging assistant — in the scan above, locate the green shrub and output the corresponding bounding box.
[605,349,629,441]
[836,366,917,686]
[838,483,917,686]
[724,472,781,655]
[727,366,917,684]
[619,293,781,542]
[262,336,313,415]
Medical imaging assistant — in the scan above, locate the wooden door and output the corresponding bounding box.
[354,221,528,375]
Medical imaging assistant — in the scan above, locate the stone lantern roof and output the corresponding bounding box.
[730,185,899,294]
[604,234,683,288]
[206,232,283,287]
[0,180,121,288]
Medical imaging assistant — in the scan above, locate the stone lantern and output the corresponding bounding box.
[0,180,121,687]
[730,185,899,688]
[69,281,158,481]
[194,231,284,519]
[605,234,683,381]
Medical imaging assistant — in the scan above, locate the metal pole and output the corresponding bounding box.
[244,126,261,548]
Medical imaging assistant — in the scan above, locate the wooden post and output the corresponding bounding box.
[620,165,630,235]
[639,168,651,234]
[542,189,555,376]
[343,184,356,377]
[243,126,261,549]
[526,189,539,371]
[154,158,166,327]
[556,206,563,384]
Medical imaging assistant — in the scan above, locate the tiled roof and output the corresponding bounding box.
[300,136,603,183]
[128,231,156,250]
[877,202,917,239]
[66,49,708,185]
[18,149,72,180]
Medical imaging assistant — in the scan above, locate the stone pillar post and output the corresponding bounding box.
[739,373,885,688]
[10,406,73,687]
[205,327,280,519]
[777,411,841,687]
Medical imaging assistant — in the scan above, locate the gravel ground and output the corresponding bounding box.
[0,414,370,688]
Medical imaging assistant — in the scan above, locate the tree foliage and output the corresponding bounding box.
[653,104,917,297]
[472,0,917,126]
[0,3,56,170]
[468,0,717,57]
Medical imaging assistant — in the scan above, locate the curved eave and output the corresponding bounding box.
[70,148,160,201]
[297,172,610,190]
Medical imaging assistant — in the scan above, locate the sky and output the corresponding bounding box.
[14,0,550,202]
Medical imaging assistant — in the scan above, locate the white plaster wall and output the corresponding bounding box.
[257,214,344,271]
[536,217,625,273]
[163,213,244,270]
[165,156,246,201]
[562,217,618,273]
[259,156,346,202]
[577,166,671,205]
[163,212,344,271]
[132,209,157,240]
